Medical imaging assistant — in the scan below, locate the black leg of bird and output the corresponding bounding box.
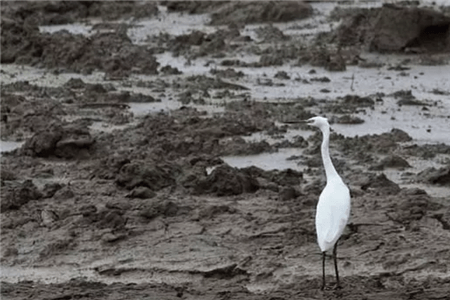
[321,251,326,290]
[333,242,340,287]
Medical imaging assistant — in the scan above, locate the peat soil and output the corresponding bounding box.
[1,1,450,299]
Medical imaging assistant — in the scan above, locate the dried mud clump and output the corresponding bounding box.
[1,19,159,76]
[417,165,450,186]
[388,189,437,226]
[115,160,180,191]
[334,8,378,48]
[209,1,313,25]
[164,1,313,25]
[0,91,65,140]
[336,115,365,124]
[361,173,401,195]
[326,95,375,114]
[335,5,450,53]
[255,24,290,42]
[163,1,228,14]
[403,143,450,159]
[90,108,279,196]
[20,123,94,159]
[371,155,411,170]
[1,180,42,212]
[370,5,450,52]
[193,164,260,196]
[0,17,37,64]
[300,47,346,71]
[337,129,412,156]
[168,28,241,58]
[1,2,158,26]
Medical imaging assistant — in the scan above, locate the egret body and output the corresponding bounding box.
[306,116,351,290]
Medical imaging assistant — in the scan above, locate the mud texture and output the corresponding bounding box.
[1,1,450,300]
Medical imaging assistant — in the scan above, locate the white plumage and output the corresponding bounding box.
[316,178,350,252]
[306,116,351,290]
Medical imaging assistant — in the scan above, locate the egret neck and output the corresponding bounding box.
[320,125,340,182]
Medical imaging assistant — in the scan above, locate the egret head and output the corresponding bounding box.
[305,116,329,129]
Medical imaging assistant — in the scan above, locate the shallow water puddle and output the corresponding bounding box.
[39,23,94,36]
[0,140,24,153]
[222,148,304,172]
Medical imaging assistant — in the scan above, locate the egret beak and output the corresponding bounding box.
[282,119,309,124]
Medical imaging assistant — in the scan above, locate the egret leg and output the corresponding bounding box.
[333,242,341,288]
[321,251,326,290]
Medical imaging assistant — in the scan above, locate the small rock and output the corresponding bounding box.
[279,186,298,201]
[127,186,156,199]
[274,71,290,80]
[53,186,75,200]
[79,204,97,217]
[42,182,64,198]
[102,232,126,243]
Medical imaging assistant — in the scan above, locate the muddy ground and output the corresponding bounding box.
[1,1,450,299]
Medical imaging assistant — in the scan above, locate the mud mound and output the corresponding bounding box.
[417,165,450,186]
[403,143,450,159]
[337,129,412,156]
[168,28,240,58]
[299,46,347,71]
[115,160,180,191]
[163,1,228,14]
[371,155,411,170]
[220,137,273,156]
[389,189,435,226]
[325,94,375,114]
[334,8,378,48]
[244,166,304,187]
[360,173,401,195]
[209,1,312,25]
[210,68,244,79]
[1,1,158,26]
[370,5,450,52]
[255,24,290,42]
[341,94,375,107]
[335,5,450,52]
[1,180,42,212]
[336,115,364,124]
[0,92,65,141]
[193,164,259,196]
[100,109,273,159]
[0,17,39,64]
[178,75,249,91]
[20,123,94,159]
[1,20,159,76]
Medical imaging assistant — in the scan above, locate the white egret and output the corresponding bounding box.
[306,116,351,290]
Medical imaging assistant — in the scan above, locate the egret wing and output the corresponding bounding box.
[315,181,350,252]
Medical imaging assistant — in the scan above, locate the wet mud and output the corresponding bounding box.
[1,1,450,299]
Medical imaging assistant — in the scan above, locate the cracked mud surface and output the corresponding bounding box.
[1,1,450,299]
